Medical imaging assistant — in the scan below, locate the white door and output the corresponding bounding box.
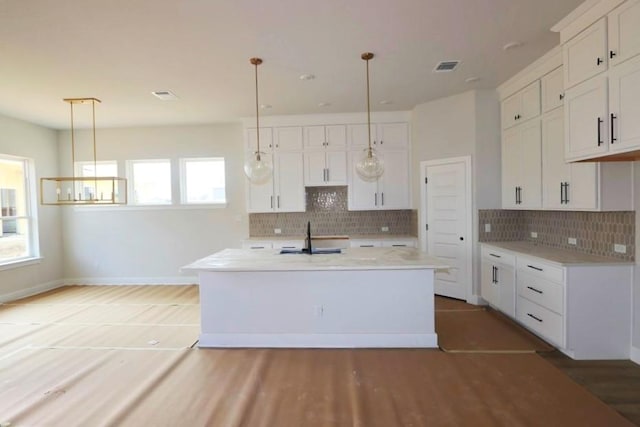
[424,158,471,300]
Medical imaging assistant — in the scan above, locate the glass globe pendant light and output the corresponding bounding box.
[355,52,384,182]
[244,57,273,184]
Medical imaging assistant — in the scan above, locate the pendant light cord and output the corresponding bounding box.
[70,102,76,178]
[362,52,374,158]
[251,57,263,161]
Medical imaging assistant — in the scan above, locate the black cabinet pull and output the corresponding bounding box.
[597,57,604,66]
[611,113,617,143]
[527,286,543,294]
[564,182,569,203]
[559,93,564,101]
[381,192,384,206]
[527,265,543,272]
[492,266,497,284]
[560,182,564,204]
[527,313,543,322]
[489,253,501,258]
[597,118,603,146]
[610,50,617,59]
[374,193,378,206]
[518,187,522,205]
[515,187,518,204]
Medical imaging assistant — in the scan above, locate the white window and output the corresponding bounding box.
[0,155,39,265]
[128,159,172,205]
[75,161,119,201]
[180,158,226,205]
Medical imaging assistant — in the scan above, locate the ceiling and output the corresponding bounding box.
[0,0,584,130]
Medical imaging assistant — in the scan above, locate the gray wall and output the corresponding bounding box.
[0,113,63,300]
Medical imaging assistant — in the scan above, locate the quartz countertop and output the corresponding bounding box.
[481,241,633,266]
[244,235,417,241]
[182,247,448,272]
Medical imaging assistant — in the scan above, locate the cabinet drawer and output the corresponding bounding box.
[517,271,564,315]
[517,296,564,348]
[516,256,563,283]
[481,246,516,266]
[241,241,273,250]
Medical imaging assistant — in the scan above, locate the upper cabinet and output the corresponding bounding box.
[561,0,640,161]
[541,66,565,113]
[303,125,347,150]
[501,81,541,129]
[303,125,348,186]
[348,122,409,149]
[501,119,542,209]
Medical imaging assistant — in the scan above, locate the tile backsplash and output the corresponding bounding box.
[479,210,635,261]
[250,186,417,237]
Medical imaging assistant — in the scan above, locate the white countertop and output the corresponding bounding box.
[481,241,633,266]
[182,247,449,272]
[244,235,417,241]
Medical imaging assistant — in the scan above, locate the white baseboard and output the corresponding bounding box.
[63,276,198,285]
[198,333,439,348]
[631,345,640,365]
[0,279,65,303]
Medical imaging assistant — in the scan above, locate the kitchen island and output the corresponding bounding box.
[182,247,448,348]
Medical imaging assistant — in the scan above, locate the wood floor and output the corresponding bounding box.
[0,286,639,426]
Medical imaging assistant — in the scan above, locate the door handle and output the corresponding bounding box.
[611,113,617,144]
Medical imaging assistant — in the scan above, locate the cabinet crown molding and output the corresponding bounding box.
[497,46,562,100]
[551,0,625,43]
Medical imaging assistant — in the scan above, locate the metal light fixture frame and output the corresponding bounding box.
[355,52,384,182]
[40,98,127,205]
[244,57,273,184]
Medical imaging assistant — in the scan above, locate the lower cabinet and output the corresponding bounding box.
[481,243,632,359]
[351,238,417,248]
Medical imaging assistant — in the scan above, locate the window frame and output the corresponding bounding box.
[0,153,40,268]
[179,157,227,206]
[126,159,173,206]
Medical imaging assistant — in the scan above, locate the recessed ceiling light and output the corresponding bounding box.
[379,100,393,105]
[318,102,331,107]
[299,74,315,80]
[503,41,523,51]
[151,90,179,101]
[465,77,480,84]
[260,104,272,109]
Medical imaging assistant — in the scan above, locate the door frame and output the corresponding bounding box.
[419,156,473,302]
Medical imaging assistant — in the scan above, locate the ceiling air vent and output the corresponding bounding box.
[152,90,179,101]
[433,60,460,73]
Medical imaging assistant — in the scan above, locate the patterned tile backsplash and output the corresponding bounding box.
[479,209,635,261]
[250,186,417,236]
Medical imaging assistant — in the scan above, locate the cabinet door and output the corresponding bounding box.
[304,126,327,149]
[563,18,608,89]
[378,150,411,209]
[608,0,640,66]
[518,120,542,209]
[348,151,378,210]
[325,125,347,149]
[274,152,305,212]
[520,80,541,122]
[542,109,568,209]
[564,75,609,160]
[377,123,409,148]
[246,128,274,153]
[501,93,521,129]
[501,127,520,209]
[481,259,496,306]
[348,124,376,149]
[325,151,347,185]
[609,53,640,153]
[246,154,275,213]
[304,151,328,186]
[496,263,516,319]
[541,67,564,113]
[567,162,598,210]
[274,127,303,151]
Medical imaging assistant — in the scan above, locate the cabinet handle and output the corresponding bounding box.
[250,246,266,249]
[277,195,280,208]
[597,117,603,146]
[492,266,496,283]
[527,265,543,272]
[270,195,274,209]
[381,192,384,206]
[326,168,330,182]
[610,50,617,59]
[596,57,604,66]
[514,115,518,121]
[517,187,522,205]
[380,140,384,145]
[526,286,543,294]
[514,187,518,204]
[564,182,570,203]
[374,193,377,206]
[323,168,327,182]
[392,244,407,247]
[611,113,617,144]
[281,246,296,249]
[527,313,543,323]
[559,93,564,101]
[560,182,564,204]
[361,244,375,247]
[489,253,501,258]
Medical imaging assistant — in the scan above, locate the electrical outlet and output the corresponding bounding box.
[381,226,389,232]
[531,232,538,238]
[274,228,282,234]
[568,237,577,245]
[484,223,491,233]
[614,244,627,254]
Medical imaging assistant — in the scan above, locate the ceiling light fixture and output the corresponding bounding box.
[503,41,523,51]
[299,74,315,80]
[379,100,393,105]
[465,77,480,84]
[40,98,127,205]
[355,52,384,182]
[244,58,273,185]
[318,102,331,107]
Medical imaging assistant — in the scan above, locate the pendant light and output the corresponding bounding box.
[244,57,273,184]
[40,98,127,205]
[355,52,384,182]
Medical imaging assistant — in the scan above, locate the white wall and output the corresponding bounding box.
[59,124,249,283]
[411,89,501,299]
[0,114,63,300]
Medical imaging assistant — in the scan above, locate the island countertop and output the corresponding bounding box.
[182,247,449,272]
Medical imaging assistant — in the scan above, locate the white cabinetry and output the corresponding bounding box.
[480,247,516,318]
[350,237,417,248]
[303,125,347,186]
[246,127,305,213]
[501,81,541,129]
[541,67,565,113]
[563,18,608,89]
[501,119,542,209]
[607,0,640,66]
[348,122,408,149]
